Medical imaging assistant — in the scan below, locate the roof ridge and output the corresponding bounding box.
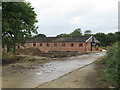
[26,36,92,43]
[39,36,91,38]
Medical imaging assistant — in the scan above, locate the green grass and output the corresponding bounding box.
[100,42,120,87]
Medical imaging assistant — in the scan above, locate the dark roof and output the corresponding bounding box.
[26,36,91,43]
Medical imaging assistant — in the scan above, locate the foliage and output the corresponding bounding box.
[57,33,70,37]
[69,28,82,36]
[57,28,82,37]
[2,2,38,54]
[93,33,107,46]
[2,51,21,65]
[101,42,120,87]
[33,33,46,38]
[84,30,92,35]
[57,28,119,47]
[93,32,119,46]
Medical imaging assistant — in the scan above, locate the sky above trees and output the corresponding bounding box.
[27,0,119,36]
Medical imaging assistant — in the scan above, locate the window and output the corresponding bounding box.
[40,43,43,46]
[46,43,49,47]
[62,43,66,47]
[54,43,57,47]
[33,43,36,46]
[70,43,74,47]
[79,43,83,47]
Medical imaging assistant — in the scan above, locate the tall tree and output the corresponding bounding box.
[94,33,107,46]
[2,2,38,54]
[33,33,46,38]
[57,28,82,37]
[115,31,120,41]
[84,30,92,35]
[106,33,117,45]
[70,28,82,36]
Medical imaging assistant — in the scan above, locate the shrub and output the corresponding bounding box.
[102,42,120,87]
[2,52,22,65]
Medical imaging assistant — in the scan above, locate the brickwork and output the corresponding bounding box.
[19,42,92,52]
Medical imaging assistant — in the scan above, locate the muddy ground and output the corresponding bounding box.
[3,48,89,65]
[38,63,99,88]
[16,48,88,58]
[2,52,105,88]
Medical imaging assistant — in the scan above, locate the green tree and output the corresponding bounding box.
[2,2,38,54]
[94,33,107,46]
[70,28,82,36]
[106,33,117,45]
[33,33,46,38]
[114,31,120,41]
[84,30,92,35]
[94,32,119,46]
[57,33,69,37]
[57,28,82,37]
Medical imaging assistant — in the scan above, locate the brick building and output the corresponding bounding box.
[19,36,99,52]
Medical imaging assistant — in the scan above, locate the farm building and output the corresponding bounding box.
[19,36,99,52]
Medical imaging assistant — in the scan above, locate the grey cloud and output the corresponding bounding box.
[29,0,118,36]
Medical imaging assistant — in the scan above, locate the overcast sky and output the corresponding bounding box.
[27,0,119,37]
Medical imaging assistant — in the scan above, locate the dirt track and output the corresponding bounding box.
[38,63,99,88]
[2,52,105,88]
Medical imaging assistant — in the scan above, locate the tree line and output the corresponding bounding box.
[56,28,119,47]
[34,28,119,47]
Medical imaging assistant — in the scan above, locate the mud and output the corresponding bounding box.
[16,48,87,58]
[2,52,106,88]
[38,64,99,88]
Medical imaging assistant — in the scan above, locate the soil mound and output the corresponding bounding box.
[16,48,41,55]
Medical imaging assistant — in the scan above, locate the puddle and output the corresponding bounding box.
[36,72,43,75]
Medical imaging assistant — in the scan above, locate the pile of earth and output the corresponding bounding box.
[33,52,85,58]
[2,52,23,65]
[16,48,41,55]
[16,48,87,58]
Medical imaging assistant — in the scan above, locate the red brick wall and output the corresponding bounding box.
[19,42,92,52]
[85,42,91,52]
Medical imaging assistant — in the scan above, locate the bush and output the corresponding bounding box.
[2,52,21,65]
[102,42,120,87]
